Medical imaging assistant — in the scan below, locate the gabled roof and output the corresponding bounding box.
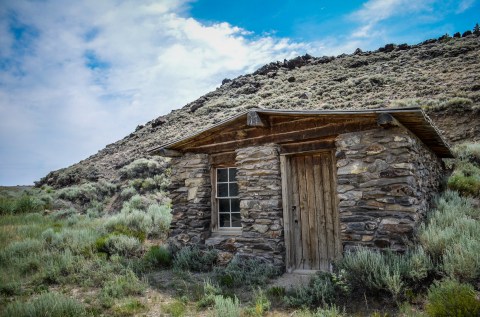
[150,107,453,158]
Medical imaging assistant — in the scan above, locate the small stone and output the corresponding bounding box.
[338,161,367,175]
[362,235,374,242]
[253,224,269,233]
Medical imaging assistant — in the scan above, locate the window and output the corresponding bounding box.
[216,167,241,228]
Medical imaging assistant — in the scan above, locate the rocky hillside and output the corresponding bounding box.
[37,34,480,188]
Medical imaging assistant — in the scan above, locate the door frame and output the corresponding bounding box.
[280,149,341,273]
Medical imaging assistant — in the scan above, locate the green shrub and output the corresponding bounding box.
[101,270,146,299]
[294,305,346,317]
[214,256,279,287]
[425,279,480,317]
[119,158,166,179]
[447,171,480,197]
[284,272,339,308]
[428,97,474,112]
[0,280,22,296]
[141,177,157,191]
[442,236,480,283]
[454,142,480,164]
[245,288,271,316]
[112,298,146,316]
[120,186,137,199]
[41,250,78,284]
[121,194,148,212]
[162,299,186,317]
[197,278,222,308]
[96,234,143,257]
[57,181,116,205]
[337,247,432,299]
[143,245,172,268]
[15,195,42,213]
[0,195,43,215]
[173,246,218,272]
[212,295,241,317]
[0,238,43,264]
[0,197,15,214]
[147,203,172,237]
[154,173,171,190]
[41,227,99,255]
[103,212,149,241]
[2,292,87,317]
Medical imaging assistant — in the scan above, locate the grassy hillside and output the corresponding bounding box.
[36,33,480,189]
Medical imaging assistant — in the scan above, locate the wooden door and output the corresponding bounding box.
[281,151,341,272]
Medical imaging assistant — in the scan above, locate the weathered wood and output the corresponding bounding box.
[210,168,218,232]
[280,139,336,154]
[209,152,236,166]
[152,148,183,157]
[247,111,269,127]
[305,155,318,269]
[297,156,310,270]
[183,117,364,150]
[153,108,453,158]
[329,151,342,259]
[313,154,328,271]
[287,151,339,272]
[322,154,335,264]
[184,119,377,154]
[280,155,293,272]
[377,113,400,129]
[291,157,301,269]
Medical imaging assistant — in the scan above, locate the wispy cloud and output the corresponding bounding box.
[0,0,311,184]
[349,0,435,39]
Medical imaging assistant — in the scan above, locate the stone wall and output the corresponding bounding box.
[235,144,284,267]
[168,153,211,250]
[335,126,443,251]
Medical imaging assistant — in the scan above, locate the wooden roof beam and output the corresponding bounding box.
[247,111,269,127]
[151,148,183,157]
[377,113,400,129]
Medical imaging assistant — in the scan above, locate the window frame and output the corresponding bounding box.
[211,166,242,234]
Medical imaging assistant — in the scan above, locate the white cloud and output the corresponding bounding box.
[349,0,435,39]
[456,0,475,12]
[0,0,311,184]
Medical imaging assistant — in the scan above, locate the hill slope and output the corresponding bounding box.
[37,35,480,188]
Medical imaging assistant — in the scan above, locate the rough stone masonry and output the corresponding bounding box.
[336,126,443,252]
[167,125,443,268]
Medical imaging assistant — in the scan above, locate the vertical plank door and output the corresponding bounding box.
[287,151,341,271]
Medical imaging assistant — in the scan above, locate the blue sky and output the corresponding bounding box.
[0,0,478,185]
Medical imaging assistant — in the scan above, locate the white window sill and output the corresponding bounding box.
[211,230,242,237]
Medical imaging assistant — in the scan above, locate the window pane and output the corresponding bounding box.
[231,213,241,227]
[219,213,231,227]
[218,199,230,213]
[231,198,240,212]
[228,168,237,181]
[217,183,228,197]
[229,183,238,197]
[217,168,228,182]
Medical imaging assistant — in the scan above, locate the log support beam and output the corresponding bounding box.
[247,111,269,127]
[151,148,183,157]
[377,113,400,129]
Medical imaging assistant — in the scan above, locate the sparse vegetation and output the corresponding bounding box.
[2,292,87,317]
[172,245,218,272]
[425,279,480,317]
[214,256,279,287]
[3,29,480,316]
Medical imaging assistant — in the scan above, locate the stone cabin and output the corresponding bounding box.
[151,107,452,273]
